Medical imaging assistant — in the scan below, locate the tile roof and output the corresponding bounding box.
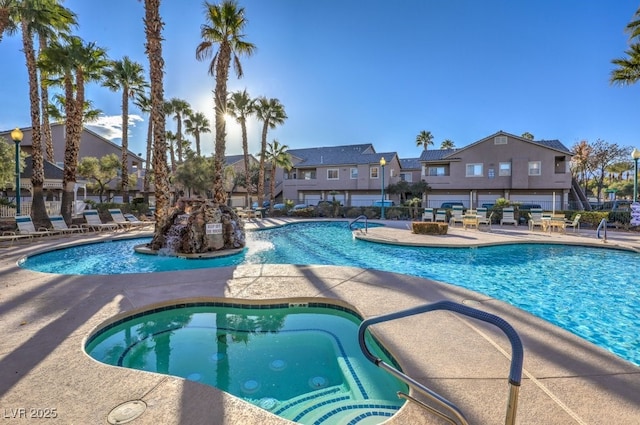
[399,158,421,169]
[22,156,64,180]
[288,144,386,166]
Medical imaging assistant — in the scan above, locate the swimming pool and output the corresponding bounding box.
[22,221,640,366]
[85,302,407,424]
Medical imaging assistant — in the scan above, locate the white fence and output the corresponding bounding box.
[0,201,62,218]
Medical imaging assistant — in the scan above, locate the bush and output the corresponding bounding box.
[412,222,448,235]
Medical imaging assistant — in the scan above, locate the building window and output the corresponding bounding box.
[466,163,483,177]
[350,168,358,179]
[499,162,511,176]
[370,167,379,179]
[428,166,446,176]
[327,169,339,180]
[302,170,315,180]
[494,136,507,145]
[528,161,541,176]
[488,168,495,179]
[399,172,412,182]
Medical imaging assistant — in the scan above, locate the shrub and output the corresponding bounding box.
[412,222,448,235]
[345,207,364,218]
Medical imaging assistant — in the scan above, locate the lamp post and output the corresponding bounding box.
[379,157,386,219]
[11,128,23,216]
[632,148,640,203]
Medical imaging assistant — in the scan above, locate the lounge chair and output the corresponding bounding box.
[528,208,545,231]
[0,231,33,247]
[49,215,86,235]
[500,207,518,226]
[449,205,465,227]
[82,210,119,232]
[108,208,143,231]
[123,213,155,230]
[422,207,434,222]
[434,209,447,223]
[565,214,581,233]
[15,215,59,238]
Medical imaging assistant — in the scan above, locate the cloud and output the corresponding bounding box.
[85,114,144,141]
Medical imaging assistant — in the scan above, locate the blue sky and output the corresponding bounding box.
[2,0,639,160]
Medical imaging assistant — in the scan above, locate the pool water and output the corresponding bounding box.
[85,303,407,424]
[23,221,640,366]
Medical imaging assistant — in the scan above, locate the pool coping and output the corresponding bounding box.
[0,218,639,424]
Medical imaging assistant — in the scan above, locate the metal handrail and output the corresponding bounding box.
[596,218,607,241]
[358,300,524,425]
[349,215,368,233]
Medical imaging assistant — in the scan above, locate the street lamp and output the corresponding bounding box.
[380,156,386,219]
[11,128,23,216]
[632,148,640,203]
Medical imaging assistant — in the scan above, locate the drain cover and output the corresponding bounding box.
[107,400,147,424]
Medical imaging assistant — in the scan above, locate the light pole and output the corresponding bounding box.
[379,157,386,219]
[11,128,23,216]
[632,148,640,203]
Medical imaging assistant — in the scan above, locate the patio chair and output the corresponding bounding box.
[500,207,518,226]
[449,205,465,227]
[422,207,434,222]
[108,208,139,230]
[565,214,581,233]
[478,209,494,230]
[528,208,545,231]
[82,210,119,232]
[123,213,155,230]
[49,215,86,235]
[15,215,59,238]
[434,209,447,223]
[0,231,33,247]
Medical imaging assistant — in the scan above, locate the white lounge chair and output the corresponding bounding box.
[49,215,86,235]
[434,209,447,223]
[528,208,545,231]
[500,207,518,226]
[16,215,59,237]
[123,213,155,230]
[449,205,465,227]
[82,210,119,232]
[422,207,434,222]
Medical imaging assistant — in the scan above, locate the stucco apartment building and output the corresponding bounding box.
[1,123,145,203]
[272,131,581,210]
[277,144,402,206]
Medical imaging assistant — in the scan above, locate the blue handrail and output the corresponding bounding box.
[358,300,524,425]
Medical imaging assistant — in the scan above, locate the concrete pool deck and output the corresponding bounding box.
[0,218,638,424]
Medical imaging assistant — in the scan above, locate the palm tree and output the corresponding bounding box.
[39,36,109,223]
[33,2,76,165]
[226,89,254,204]
[14,0,75,227]
[254,97,287,207]
[184,111,210,157]
[0,0,17,43]
[521,132,534,140]
[610,43,640,87]
[165,130,177,173]
[440,139,455,149]
[624,7,640,41]
[263,139,291,210]
[571,140,592,195]
[133,91,153,202]
[142,0,170,223]
[165,97,191,164]
[416,130,434,150]
[195,0,256,205]
[102,56,147,203]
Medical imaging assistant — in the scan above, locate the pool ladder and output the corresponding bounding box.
[358,300,524,425]
[596,218,607,242]
[349,215,368,233]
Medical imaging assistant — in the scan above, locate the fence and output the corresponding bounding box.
[0,201,62,218]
